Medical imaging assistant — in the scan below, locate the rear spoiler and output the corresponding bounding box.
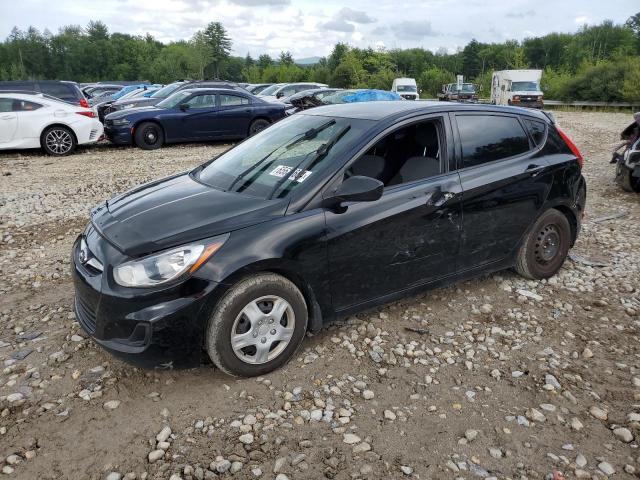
[542,110,556,124]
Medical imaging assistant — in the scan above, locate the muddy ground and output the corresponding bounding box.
[0,111,639,480]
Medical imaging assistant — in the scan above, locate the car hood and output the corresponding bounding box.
[105,105,161,120]
[113,97,161,109]
[91,172,287,257]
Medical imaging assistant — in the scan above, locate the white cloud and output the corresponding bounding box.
[0,0,637,59]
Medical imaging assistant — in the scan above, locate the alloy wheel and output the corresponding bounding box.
[230,295,295,364]
[45,128,73,155]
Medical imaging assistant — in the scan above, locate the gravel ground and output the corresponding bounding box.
[0,111,639,480]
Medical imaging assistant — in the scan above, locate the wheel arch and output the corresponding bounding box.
[203,260,325,342]
[40,123,78,146]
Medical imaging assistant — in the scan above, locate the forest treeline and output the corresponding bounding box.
[1,13,639,101]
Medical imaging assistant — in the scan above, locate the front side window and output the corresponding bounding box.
[186,94,216,108]
[457,115,530,168]
[345,119,442,188]
[0,98,13,112]
[220,94,249,106]
[197,114,372,199]
[157,91,192,109]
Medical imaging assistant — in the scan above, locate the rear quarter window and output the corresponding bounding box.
[523,118,547,147]
[457,114,531,168]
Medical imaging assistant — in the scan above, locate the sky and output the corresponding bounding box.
[0,0,637,59]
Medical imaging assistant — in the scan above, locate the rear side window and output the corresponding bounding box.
[523,118,547,147]
[457,115,530,168]
[220,94,249,106]
[40,83,77,103]
[12,99,42,111]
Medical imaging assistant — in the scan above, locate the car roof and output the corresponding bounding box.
[177,88,252,95]
[302,101,550,122]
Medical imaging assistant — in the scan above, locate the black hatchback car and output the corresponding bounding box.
[72,102,586,376]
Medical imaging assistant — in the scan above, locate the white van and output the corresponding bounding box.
[391,78,419,100]
[491,70,544,108]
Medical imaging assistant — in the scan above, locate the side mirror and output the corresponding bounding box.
[324,175,383,208]
[276,91,285,99]
[179,103,190,111]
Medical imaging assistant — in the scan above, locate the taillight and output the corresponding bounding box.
[76,110,96,118]
[79,98,90,108]
[556,126,583,168]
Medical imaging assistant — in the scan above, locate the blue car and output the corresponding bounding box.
[111,83,152,101]
[104,88,286,150]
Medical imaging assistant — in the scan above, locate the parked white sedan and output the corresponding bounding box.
[0,93,103,156]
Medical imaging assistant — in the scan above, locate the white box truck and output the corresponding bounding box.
[491,70,544,108]
[391,78,419,100]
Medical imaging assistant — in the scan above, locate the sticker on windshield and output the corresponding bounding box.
[269,165,312,183]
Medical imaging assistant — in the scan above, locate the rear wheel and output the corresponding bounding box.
[206,273,308,377]
[248,118,270,136]
[41,126,76,156]
[134,122,164,150]
[515,209,571,280]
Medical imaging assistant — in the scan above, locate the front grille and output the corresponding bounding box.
[75,295,97,334]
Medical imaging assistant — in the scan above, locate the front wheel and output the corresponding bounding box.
[616,163,640,192]
[41,126,76,156]
[134,122,164,150]
[248,118,270,136]
[514,209,571,280]
[206,273,308,377]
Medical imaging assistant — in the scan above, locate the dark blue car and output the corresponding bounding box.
[104,88,286,150]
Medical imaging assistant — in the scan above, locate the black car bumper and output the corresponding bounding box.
[71,233,223,368]
[104,126,133,145]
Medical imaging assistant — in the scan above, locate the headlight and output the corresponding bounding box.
[111,118,130,126]
[123,103,136,109]
[113,236,228,287]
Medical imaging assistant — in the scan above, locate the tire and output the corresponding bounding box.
[134,122,164,150]
[206,273,308,377]
[248,118,270,136]
[41,126,76,156]
[514,209,571,280]
[616,163,640,192]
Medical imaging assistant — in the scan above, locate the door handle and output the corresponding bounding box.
[426,190,455,208]
[0,115,13,120]
[526,164,546,177]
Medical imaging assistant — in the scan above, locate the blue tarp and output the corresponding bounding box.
[340,89,402,103]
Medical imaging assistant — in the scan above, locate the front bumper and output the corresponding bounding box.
[71,230,223,368]
[104,125,133,145]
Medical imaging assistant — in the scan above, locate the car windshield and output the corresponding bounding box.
[460,84,475,92]
[396,85,417,92]
[259,84,283,96]
[196,114,372,199]
[151,83,183,98]
[157,91,192,109]
[511,81,539,92]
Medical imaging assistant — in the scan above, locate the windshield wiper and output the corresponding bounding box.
[225,119,338,193]
[268,124,351,199]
